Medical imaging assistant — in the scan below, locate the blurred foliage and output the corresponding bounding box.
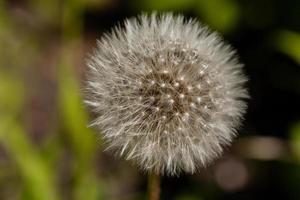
[195,0,240,33]
[132,0,194,11]
[290,122,300,160]
[0,0,300,199]
[130,0,240,33]
[0,72,24,115]
[274,30,300,64]
[0,118,59,200]
[0,0,105,199]
[175,193,203,200]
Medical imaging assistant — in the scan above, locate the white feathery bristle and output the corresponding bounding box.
[85,13,248,175]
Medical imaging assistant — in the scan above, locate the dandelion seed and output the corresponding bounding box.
[85,13,248,175]
[169,99,175,104]
[150,80,155,85]
[187,85,193,92]
[179,76,185,81]
[197,97,202,103]
[150,96,155,101]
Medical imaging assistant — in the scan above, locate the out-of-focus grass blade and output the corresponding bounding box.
[0,2,59,199]
[0,118,59,200]
[0,73,24,116]
[0,1,9,31]
[58,46,105,200]
[58,1,105,199]
[58,59,96,156]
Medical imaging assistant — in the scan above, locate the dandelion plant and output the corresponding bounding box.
[85,13,248,199]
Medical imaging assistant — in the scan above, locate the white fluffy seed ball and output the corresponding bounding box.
[85,13,248,175]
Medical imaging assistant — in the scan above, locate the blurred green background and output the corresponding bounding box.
[0,0,300,199]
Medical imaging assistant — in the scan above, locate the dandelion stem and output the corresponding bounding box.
[148,172,160,200]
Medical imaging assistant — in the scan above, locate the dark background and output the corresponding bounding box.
[0,0,300,199]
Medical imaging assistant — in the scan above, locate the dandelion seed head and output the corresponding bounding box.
[85,13,248,175]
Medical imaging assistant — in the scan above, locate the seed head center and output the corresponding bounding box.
[137,70,194,121]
